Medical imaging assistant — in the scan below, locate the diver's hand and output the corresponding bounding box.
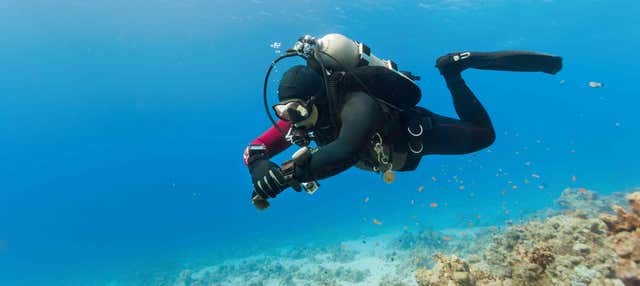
[249,160,288,199]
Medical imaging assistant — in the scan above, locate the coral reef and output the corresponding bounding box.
[415,191,640,286]
[600,192,640,285]
[554,188,627,218]
[166,189,639,286]
[415,254,476,286]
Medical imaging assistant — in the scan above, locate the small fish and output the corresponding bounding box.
[269,41,282,49]
[418,186,424,192]
[531,174,541,179]
[443,236,452,241]
[410,200,415,205]
[524,179,530,184]
[489,226,497,232]
[538,185,545,190]
[559,79,566,85]
[512,185,518,190]
[413,258,421,265]
[505,210,511,215]
[578,188,587,193]
[431,176,437,182]
[341,243,347,250]
[429,202,438,208]
[588,81,604,88]
[572,175,577,182]
[373,218,382,225]
[364,197,370,203]
[459,185,465,190]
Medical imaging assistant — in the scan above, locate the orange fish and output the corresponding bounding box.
[373,218,382,225]
[572,175,577,182]
[578,188,587,193]
[418,186,424,192]
[443,236,452,241]
[364,197,370,203]
[429,202,438,208]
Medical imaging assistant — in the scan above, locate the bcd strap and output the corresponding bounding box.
[398,107,433,171]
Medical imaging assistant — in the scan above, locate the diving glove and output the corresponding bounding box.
[250,160,288,199]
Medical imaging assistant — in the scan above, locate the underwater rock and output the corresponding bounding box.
[555,188,628,218]
[415,254,476,286]
[627,192,640,215]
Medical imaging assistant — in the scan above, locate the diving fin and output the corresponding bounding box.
[436,51,562,75]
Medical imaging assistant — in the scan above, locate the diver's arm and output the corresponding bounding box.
[297,92,382,181]
[243,120,292,166]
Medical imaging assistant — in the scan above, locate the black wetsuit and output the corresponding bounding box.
[295,71,494,182]
[295,50,562,182]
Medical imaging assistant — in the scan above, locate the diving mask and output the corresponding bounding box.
[272,99,312,122]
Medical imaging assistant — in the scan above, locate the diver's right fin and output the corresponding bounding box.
[436,51,563,75]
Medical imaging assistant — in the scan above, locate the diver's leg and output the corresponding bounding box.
[420,110,495,155]
[443,72,493,129]
[418,73,495,155]
[436,51,562,75]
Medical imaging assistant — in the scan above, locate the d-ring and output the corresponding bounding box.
[408,142,423,154]
[408,124,423,137]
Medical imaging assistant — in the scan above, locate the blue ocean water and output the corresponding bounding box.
[1,1,638,285]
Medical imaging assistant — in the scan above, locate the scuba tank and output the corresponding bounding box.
[312,33,415,82]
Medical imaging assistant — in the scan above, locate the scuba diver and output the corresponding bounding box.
[243,34,562,210]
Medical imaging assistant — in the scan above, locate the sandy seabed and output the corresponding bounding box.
[156,188,640,286]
